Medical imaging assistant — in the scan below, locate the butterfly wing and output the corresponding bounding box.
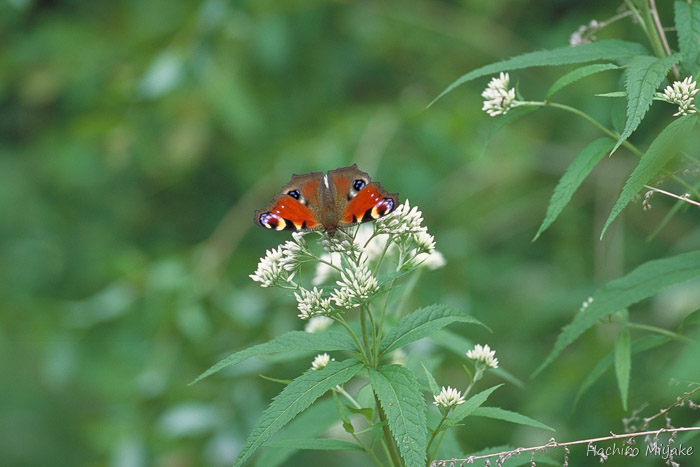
[327,164,399,228]
[254,172,325,231]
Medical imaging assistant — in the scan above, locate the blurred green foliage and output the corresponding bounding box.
[1,0,698,466]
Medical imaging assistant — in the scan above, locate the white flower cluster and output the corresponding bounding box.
[294,286,333,320]
[433,386,466,409]
[249,245,289,287]
[311,353,333,370]
[375,200,444,269]
[305,316,333,333]
[569,19,600,46]
[481,72,517,117]
[249,233,312,287]
[466,344,499,369]
[330,258,379,308]
[661,77,699,116]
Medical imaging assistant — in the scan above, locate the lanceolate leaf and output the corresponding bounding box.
[369,365,427,467]
[573,335,667,410]
[601,115,697,238]
[533,138,615,240]
[431,40,648,106]
[471,407,555,431]
[675,0,700,75]
[533,249,700,377]
[254,398,339,467]
[191,330,357,384]
[611,54,682,154]
[614,328,631,411]
[447,384,503,425]
[379,304,488,357]
[265,438,363,451]
[545,63,621,99]
[234,359,362,467]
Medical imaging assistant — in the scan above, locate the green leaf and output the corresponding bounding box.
[431,40,648,106]
[379,304,488,356]
[533,249,700,376]
[601,115,697,238]
[573,335,667,410]
[447,384,503,425]
[254,398,338,467]
[614,328,631,411]
[234,359,362,467]
[421,362,440,395]
[265,438,363,451]
[533,138,615,240]
[545,63,621,99]
[611,54,682,154]
[191,330,357,384]
[596,91,627,97]
[675,0,700,76]
[471,406,555,431]
[369,365,427,467]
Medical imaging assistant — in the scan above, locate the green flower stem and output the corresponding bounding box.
[519,101,700,199]
[375,393,402,467]
[334,315,369,363]
[639,0,668,60]
[360,305,373,366]
[426,413,449,462]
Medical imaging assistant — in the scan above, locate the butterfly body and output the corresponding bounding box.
[254,164,398,235]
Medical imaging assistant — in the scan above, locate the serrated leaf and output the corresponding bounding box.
[611,54,682,154]
[421,362,440,395]
[675,0,700,75]
[431,40,648,106]
[533,138,615,240]
[379,304,488,357]
[601,115,697,238]
[546,63,621,99]
[254,398,339,467]
[191,330,357,384]
[234,359,362,467]
[369,365,427,467]
[265,438,363,451]
[471,406,555,431]
[447,384,503,425]
[533,250,700,377]
[573,335,667,410]
[614,328,631,411]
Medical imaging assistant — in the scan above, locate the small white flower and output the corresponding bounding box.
[481,72,517,117]
[466,344,499,369]
[579,296,594,312]
[433,386,466,408]
[412,228,435,254]
[661,77,699,116]
[415,250,447,270]
[376,200,425,236]
[569,19,599,46]
[294,286,333,320]
[250,246,287,287]
[311,353,333,370]
[330,258,379,308]
[305,316,334,333]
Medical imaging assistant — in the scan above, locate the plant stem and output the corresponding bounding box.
[520,101,700,199]
[375,393,403,466]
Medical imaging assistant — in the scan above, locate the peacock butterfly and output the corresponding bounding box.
[254,164,399,235]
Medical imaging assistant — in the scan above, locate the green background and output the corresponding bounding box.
[2,0,698,465]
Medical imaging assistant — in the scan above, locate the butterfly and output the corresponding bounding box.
[254,164,399,235]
